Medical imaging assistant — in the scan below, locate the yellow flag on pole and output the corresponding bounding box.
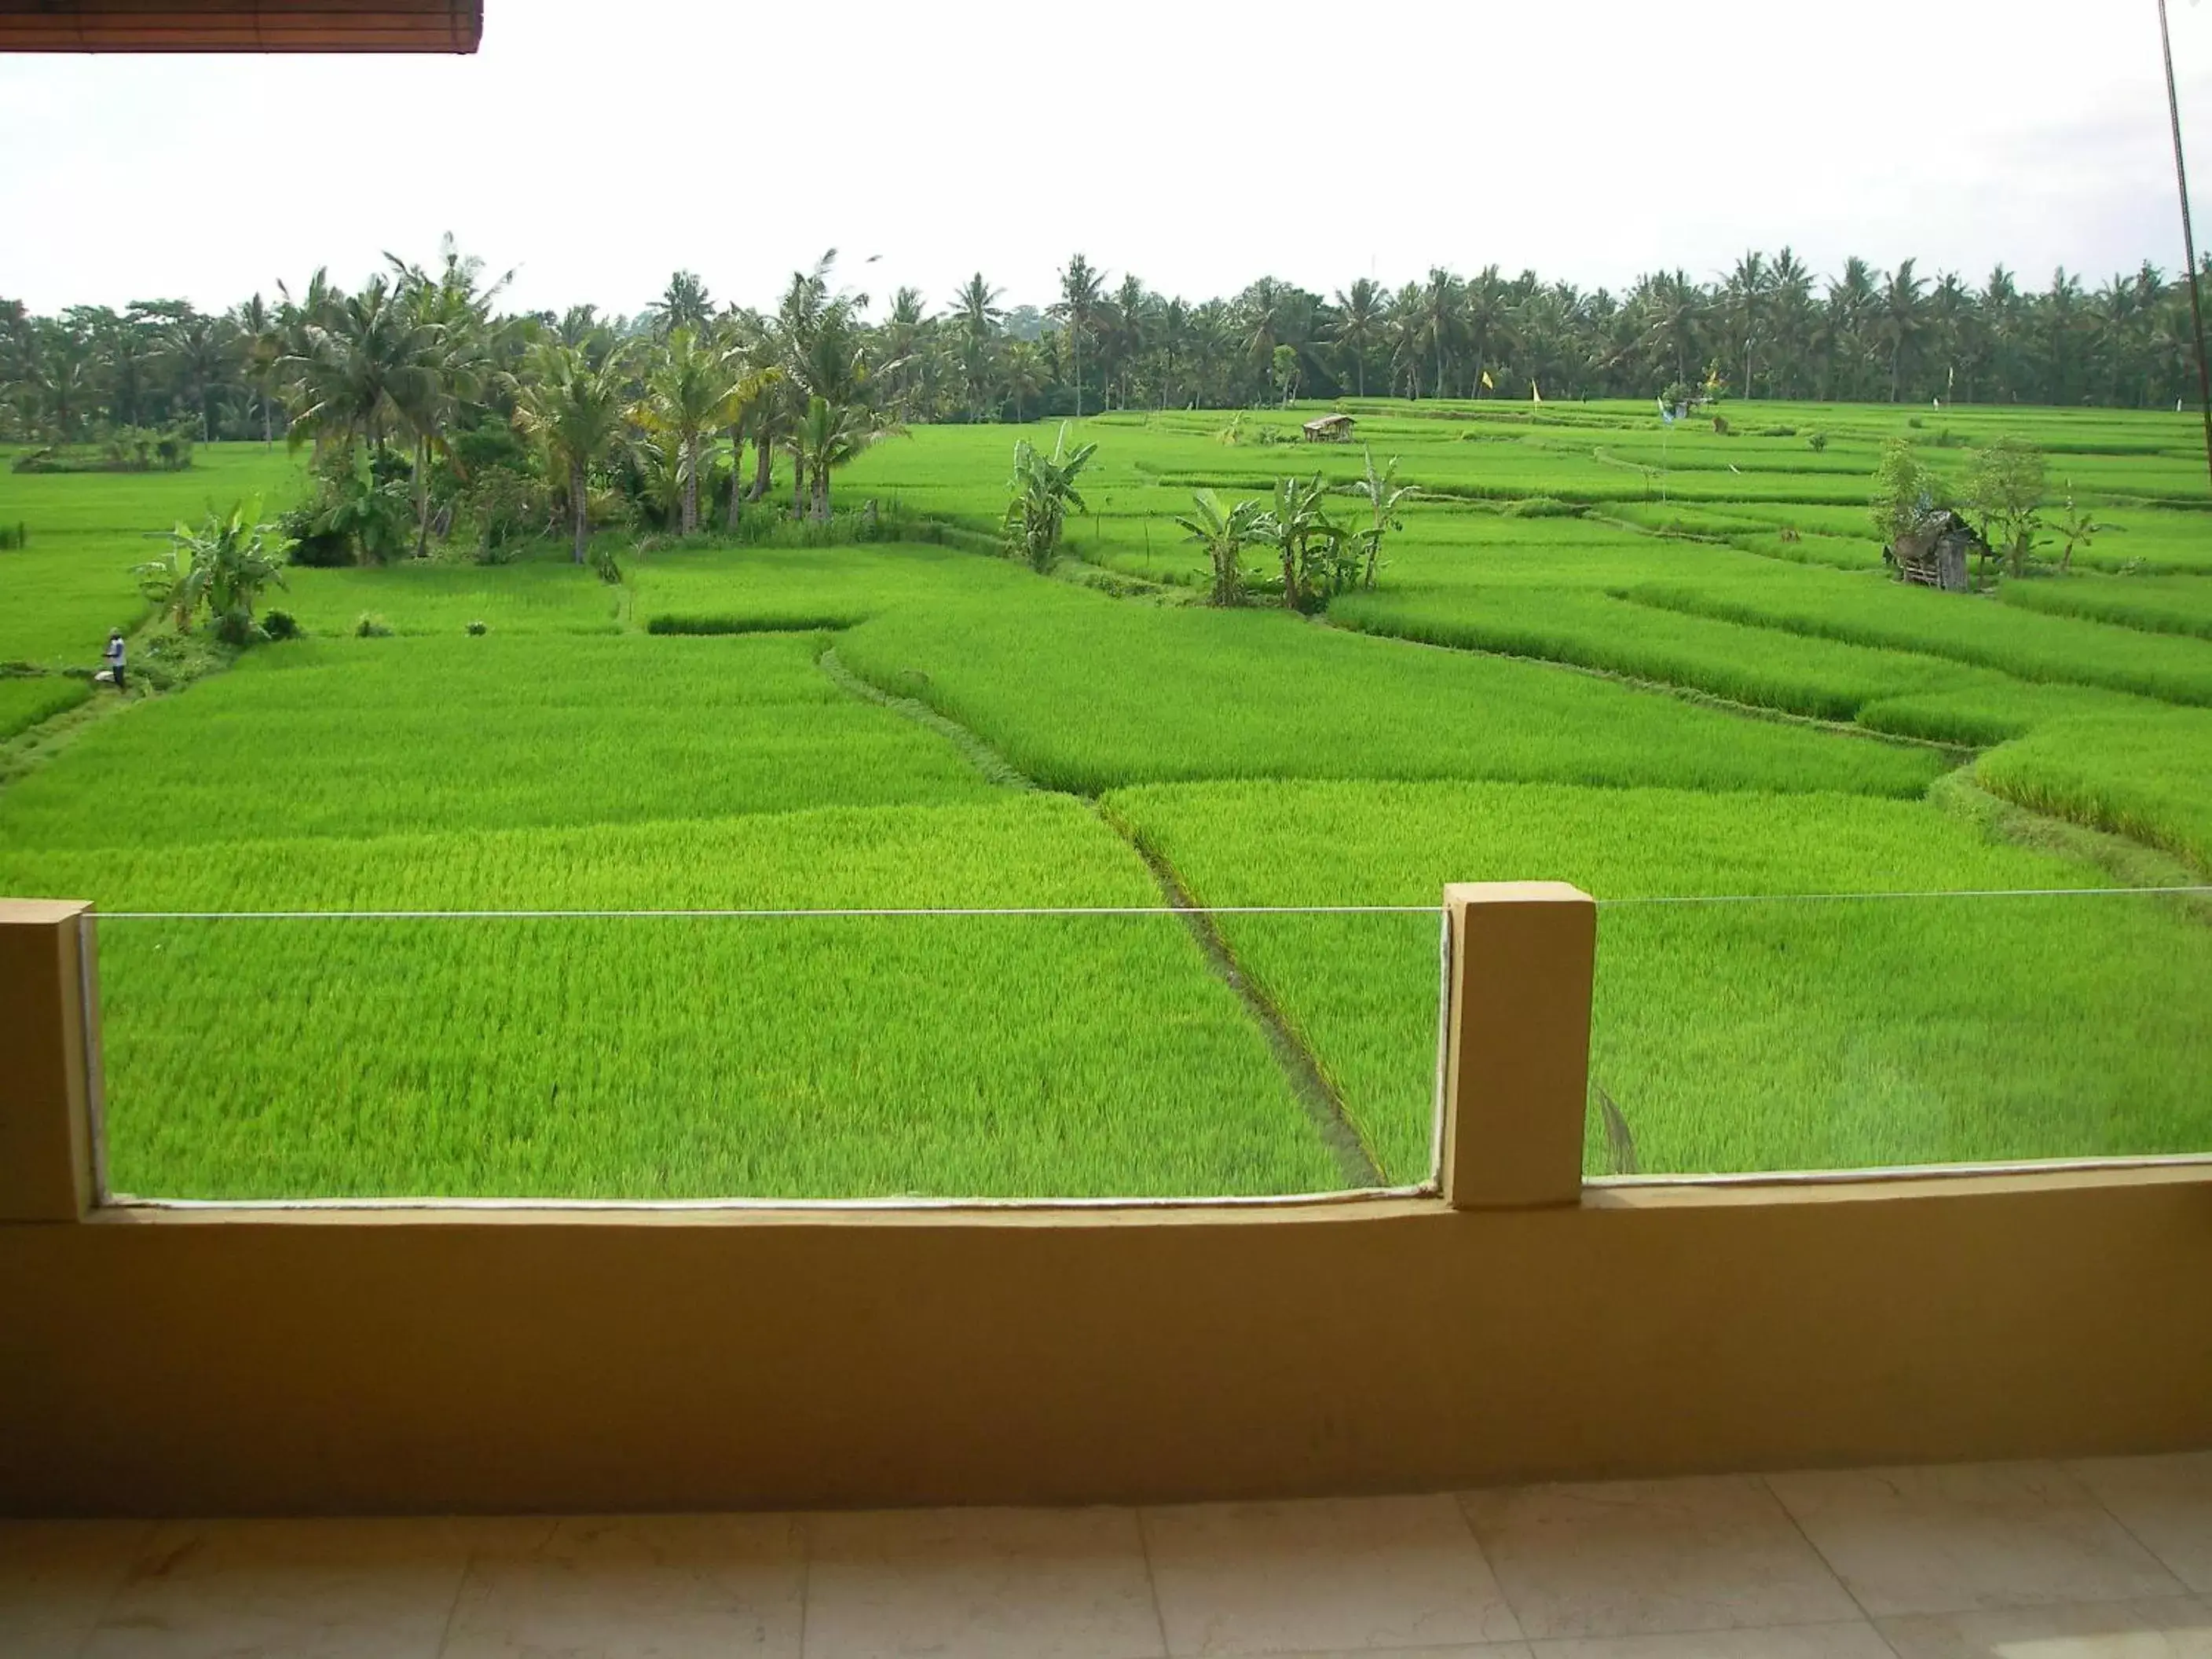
[1531,381,1542,405]
[1479,369,1493,390]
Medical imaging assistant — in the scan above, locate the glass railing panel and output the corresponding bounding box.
[1586,888,2212,1177]
[92,906,1439,1203]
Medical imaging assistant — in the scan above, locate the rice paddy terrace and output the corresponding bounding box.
[2,397,2207,1199]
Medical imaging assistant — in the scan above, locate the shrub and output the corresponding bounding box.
[467,620,489,636]
[355,613,392,639]
[1807,431,1829,453]
[261,610,301,641]
[0,521,26,550]
[1712,415,1731,436]
[588,541,623,585]
[1760,426,1798,438]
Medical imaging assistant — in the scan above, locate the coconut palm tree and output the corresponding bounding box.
[650,270,715,339]
[953,273,1003,345]
[1463,266,1511,397]
[512,341,630,564]
[1331,278,1386,397]
[1001,340,1046,423]
[1875,258,1928,401]
[1722,251,1767,400]
[280,276,443,460]
[1051,253,1106,417]
[633,327,742,536]
[790,393,900,519]
[1417,268,1462,398]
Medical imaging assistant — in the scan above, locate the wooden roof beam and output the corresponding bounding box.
[0,2,482,53]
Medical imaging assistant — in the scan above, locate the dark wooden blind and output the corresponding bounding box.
[0,0,482,51]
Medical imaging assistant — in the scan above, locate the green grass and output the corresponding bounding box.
[834,580,1948,798]
[278,557,624,636]
[0,675,93,738]
[0,632,1002,851]
[1998,572,2212,639]
[1108,779,2211,1181]
[1976,709,2212,873]
[0,445,308,665]
[3,419,2209,1200]
[1,799,1336,1199]
[1623,566,2212,707]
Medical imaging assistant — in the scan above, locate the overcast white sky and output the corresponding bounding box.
[5,1,2212,318]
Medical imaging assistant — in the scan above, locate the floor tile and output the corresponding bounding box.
[803,1505,1161,1659]
[1141,1493,1522,1656]
[1459,1475,1859,1639]
[2073,1454,2212,1593]
[79,1517,500,1659]
[1879,1593,2212,1656]
[1767,1461,2187,1617]
[1235,1646,1532,1658]
[442,1513,806,1657]
[1526,1625,1894,1658]
[0,1520,152,1659]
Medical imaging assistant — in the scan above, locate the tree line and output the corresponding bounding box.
[6,244,2209,454]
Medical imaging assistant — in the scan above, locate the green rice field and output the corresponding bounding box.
[2,399,2207,1198]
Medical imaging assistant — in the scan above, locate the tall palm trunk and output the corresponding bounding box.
[726,423,745,526]
[569,461,588,565]
[790,445,806,518]
[751,429,773,501]
[681,434,699,535]
[813,463,830,521]
[413,434,432,558]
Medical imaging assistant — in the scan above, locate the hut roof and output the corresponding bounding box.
[1302,414,1355,434]
[0,0,482,52]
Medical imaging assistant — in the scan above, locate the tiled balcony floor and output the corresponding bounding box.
[3,1456,2208,1657]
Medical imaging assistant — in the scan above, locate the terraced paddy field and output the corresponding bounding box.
[2,398,2207,1197]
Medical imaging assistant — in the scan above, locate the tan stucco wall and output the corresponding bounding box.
[3,1172,2208,1517]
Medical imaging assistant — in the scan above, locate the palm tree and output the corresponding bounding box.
[954,273,1004,344]
[1463,266,1511,397]
[790,393,900,519]
[1418,267,1461,398]
[1001,340,1045,423]
[650,271,715,339]
[280,276,443,460]
[1331,278,1385,397]
[1875,259,1928,401]
[1051,253,1106,417]
[1766,248,1813,397]
[159,310,238,441]
[634,327,746,536]
[1722,251,1767,400]
[512,341,630,564]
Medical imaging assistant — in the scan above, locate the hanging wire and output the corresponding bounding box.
[88,885,2212,921]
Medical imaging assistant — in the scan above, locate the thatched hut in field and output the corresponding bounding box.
[1302,413,1356,443]
[1884,510,1986,593]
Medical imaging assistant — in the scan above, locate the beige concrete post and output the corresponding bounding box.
[1439,881,1595,1209]
[0,899,101,1221]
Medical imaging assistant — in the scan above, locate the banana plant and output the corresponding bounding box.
[1175,488,1267,606]
[1002,423,1098,572]
[1349,446,1417,590]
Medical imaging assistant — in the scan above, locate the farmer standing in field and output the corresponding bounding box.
[103,629,126,691]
